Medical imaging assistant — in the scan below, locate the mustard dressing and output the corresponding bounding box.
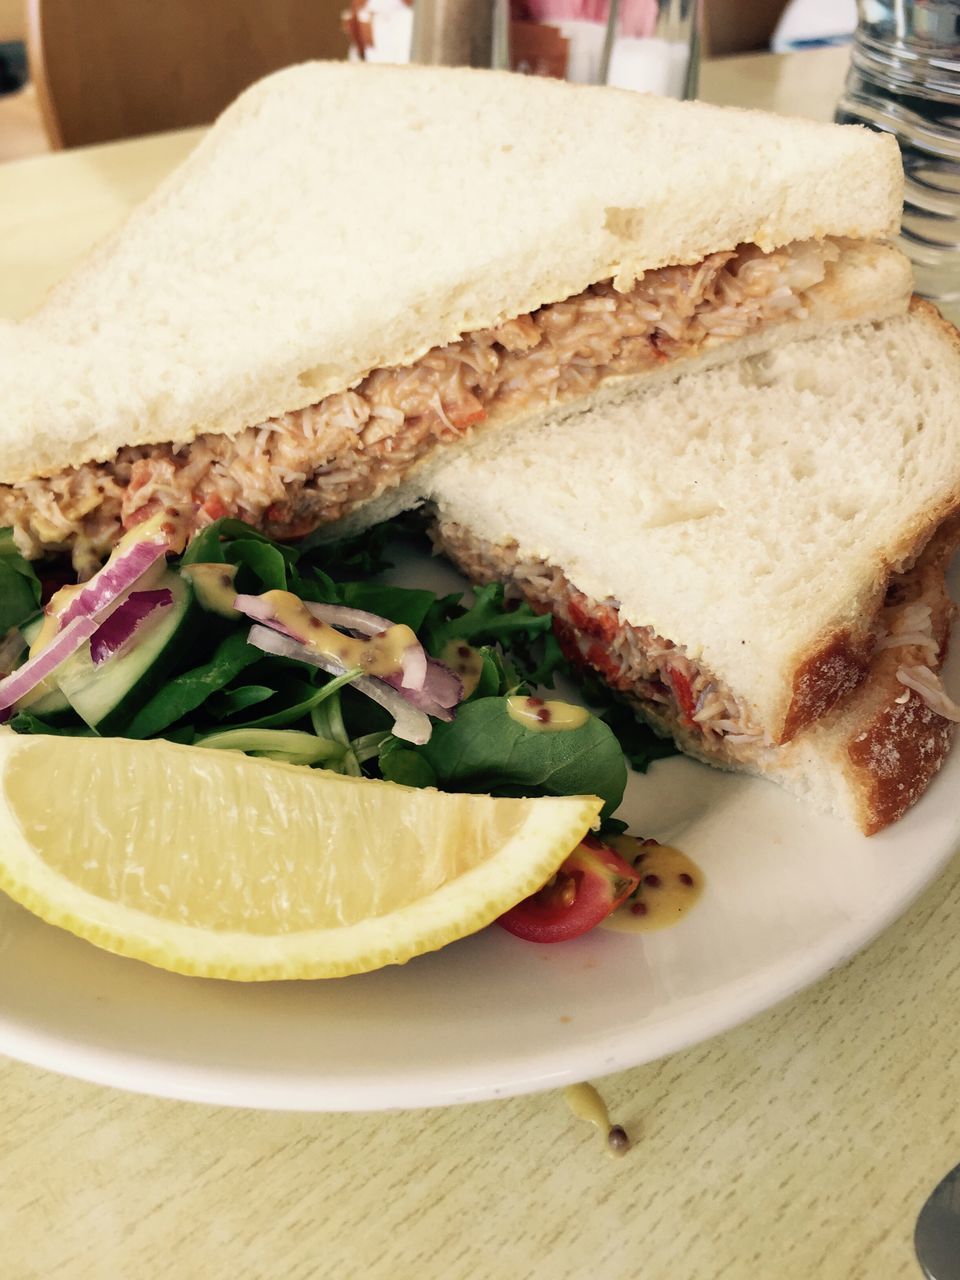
[601,835,703,933]
[563,1082,630,1157]
[439,639,484,698]
[259,589,416,678]
[506,695,589,732]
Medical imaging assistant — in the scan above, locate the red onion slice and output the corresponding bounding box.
[0,615,101,720]
[239,593,435,696]
[306,605,431,693]
[400,642,428,693]
[246,625,433,745]
[90,588,173,665]
[233,593,305,639]
[382,659,462,720]
[57,537,168,628]
[305,601,393,636]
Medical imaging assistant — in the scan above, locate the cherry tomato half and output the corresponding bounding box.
[496,834,641,944]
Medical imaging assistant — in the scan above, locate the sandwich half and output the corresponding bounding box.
[427,301,960,833]
[1,61,909,573]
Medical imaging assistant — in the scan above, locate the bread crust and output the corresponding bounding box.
[601,517,960,834]
[839,515,960,833]
[782,631,872,742]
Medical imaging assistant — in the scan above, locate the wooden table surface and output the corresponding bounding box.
[2,47,956,1280]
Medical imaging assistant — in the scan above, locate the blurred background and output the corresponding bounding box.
[0,0,856,163]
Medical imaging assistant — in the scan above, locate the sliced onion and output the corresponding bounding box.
[305,601,393,636]
[246,623,331,667]
[307,605,433,693]
[383,658,462,720]
[422,658,462,709]
[57,537,168,628]
[240,593,435,696]
[246,625,433,745]
[0,615,100,720]
[90,588,173,665]
[349,674,435,745]
[400,642,428,693]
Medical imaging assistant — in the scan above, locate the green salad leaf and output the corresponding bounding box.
[418,697,628,819]
[1,517,675,821]
[124,631,262,738]
[0,531,41,635]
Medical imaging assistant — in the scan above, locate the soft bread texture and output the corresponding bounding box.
[339,240,912,537]
[433,507,960,833]
[427,301,960,748]
[0,60,904,486]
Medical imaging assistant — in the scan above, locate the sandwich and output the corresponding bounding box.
[426,301,960,834]
[0,61,909,576]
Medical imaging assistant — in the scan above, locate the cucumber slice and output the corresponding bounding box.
[56,571,196,733]
[18,616,71,718]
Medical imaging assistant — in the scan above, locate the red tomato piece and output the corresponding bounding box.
[666,665,697,724]
[497,834,640,944]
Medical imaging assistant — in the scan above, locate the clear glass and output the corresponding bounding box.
[836,1,960,319]
[507,1,700,98]
[349,1,700,99]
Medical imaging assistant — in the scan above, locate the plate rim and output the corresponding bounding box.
[1,823,956,1112]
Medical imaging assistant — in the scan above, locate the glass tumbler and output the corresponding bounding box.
[836,1,960,318]
[347,1,700,98]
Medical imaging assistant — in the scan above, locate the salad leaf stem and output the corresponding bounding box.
[311,694,362,776]
[194,727,341,766]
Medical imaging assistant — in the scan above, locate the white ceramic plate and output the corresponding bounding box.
[1,552,959,1111]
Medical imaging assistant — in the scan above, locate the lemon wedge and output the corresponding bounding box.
[0,734,601,979]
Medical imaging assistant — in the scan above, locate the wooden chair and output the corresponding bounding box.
[26,0,349,149]
[703,0,788,58]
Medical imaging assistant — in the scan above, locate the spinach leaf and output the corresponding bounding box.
[418,696,627,818]
[207,684,277,720]
[239,668,362,730]
[0,530,41,632]
[577,671,678,773]
[340,581,436,633]
[378,737,438,789]
[124,631,262,738]
[299,521,395,578]
[181,518,281,566]
[228,539,289,591]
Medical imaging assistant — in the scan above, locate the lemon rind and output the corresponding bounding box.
[0,734,601,980]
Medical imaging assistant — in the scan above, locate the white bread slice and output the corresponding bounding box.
[426,301,960,753]
[633,517,960,833]
[337,239,912,537]
[0,60,904,486]
[432,505,960,833]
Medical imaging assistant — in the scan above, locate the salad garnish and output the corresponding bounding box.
[0,515,682,943]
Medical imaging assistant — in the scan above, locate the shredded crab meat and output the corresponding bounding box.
[430,520,771,762]
[2,237,841,574]
[894,665,960,720]
[880,597,960,721]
